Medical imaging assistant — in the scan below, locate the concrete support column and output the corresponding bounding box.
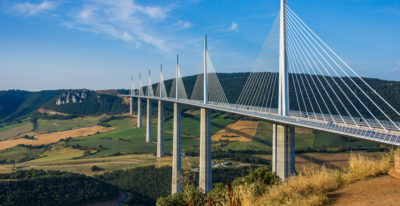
[130,97,134,115]
[272,124,295,180]
[199,108,212,193]
[157,100,164,157]
[137,98,142,128]
[146,99,152,142]
[171,103,182,194]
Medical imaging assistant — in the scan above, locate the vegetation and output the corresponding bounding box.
[157,150,396,206]
[0,145,48,164]
[0,169,119,206]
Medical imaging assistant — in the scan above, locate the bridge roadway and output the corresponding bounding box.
[126,94,400,146]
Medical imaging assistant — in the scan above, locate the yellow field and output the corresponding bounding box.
[0,154,158,176]
[38,108,67,116]
[29,147,85,162]
[212,120,259,142]
[0,126,112,150]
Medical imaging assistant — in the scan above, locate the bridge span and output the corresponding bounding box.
[122,0,400,195]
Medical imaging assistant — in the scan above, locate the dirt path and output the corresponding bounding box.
[329,176,400,206]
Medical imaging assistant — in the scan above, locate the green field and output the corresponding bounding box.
[37,116,102,133]
[65,112,234,158]
[0,145,46,163]
[0,121,33,140]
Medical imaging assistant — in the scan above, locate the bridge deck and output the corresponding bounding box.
[125,95,400,146]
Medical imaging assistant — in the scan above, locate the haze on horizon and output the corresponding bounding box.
[0,0,399,91]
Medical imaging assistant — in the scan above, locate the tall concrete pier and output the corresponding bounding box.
[199,35,212,193]
[129,97,133,115]
[272,124,295,179]
[137,98,142,128]
[130,75,134,115]
[171,55,182,194]
[272,0,295,180]
[199,108,212,193]
[146,99,152,142]
[171,102,182,194]
[157,65,164,157]
[157,100,164,157]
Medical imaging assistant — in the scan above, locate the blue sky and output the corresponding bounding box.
[0,0,399,91]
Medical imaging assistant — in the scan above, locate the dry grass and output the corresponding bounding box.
[212,121,259,142]
[230,150,396,206]
[38,108,67,116]
[0,126,112,150]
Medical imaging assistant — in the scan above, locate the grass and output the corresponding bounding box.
[0,121,33,141]
[0,121,31,132]
[313,130,379,148]
[65,112,234,158]
[29,146,85,162]
[37,116,101,134]
[0,145,45,163]
[231,150,395,206]
[0,154,158,176]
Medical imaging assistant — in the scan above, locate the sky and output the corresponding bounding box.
[0,0,399,91]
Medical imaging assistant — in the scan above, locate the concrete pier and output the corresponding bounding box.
[137,98,142,128]
[199,108,212,193]
[157,100,164,157]
[146,99,152,142]
[171,103,182,194]
[130,97,133,115]
[272,124,295,179]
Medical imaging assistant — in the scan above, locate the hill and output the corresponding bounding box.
[1,72,400,125]
[0,89,128,125]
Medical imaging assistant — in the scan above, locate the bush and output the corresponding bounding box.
[91,165,104,172]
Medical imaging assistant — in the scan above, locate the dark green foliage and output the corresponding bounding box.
[30,116,38,131]
[98,115,126,127]
[0,145,49,164]
[21,135,35,140]
[97,166,172,205]
[243,167,279,185]
[43,90,128,116]
[0,89,128,124]
[0,169,119,206]
[91,165,104,172]
[0,90,64,124]
[185,148,270,165]
[156,192,187,206]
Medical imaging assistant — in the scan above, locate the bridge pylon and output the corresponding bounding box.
[137,73,142,128]
[146,70,152,143]
[172,55,183,194]
[157,65,164,158]
[273,0,295,180]
[199,35,212,193]
[130,75,134,115]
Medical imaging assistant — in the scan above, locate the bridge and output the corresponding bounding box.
[122,0,400,195]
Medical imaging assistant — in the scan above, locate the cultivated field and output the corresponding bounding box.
[0,154,160,176]
[37,116,102,134]
[0,121,33,141]
[0,125,112,150]
[212,120,259,142]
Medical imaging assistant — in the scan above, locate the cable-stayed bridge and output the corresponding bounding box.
[123,0,400,195]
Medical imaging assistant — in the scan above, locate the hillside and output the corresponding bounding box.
[0,89,128,125]
[1,72,400,126]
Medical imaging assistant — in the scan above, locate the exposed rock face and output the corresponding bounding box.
[55,90,88,105]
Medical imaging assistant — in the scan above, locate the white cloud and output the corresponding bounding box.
[65,0,171,51]
[175,20,193,29]
[14,1,56,16]
[229,22,238,32]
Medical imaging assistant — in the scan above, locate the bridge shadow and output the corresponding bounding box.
[296,153,345,170]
